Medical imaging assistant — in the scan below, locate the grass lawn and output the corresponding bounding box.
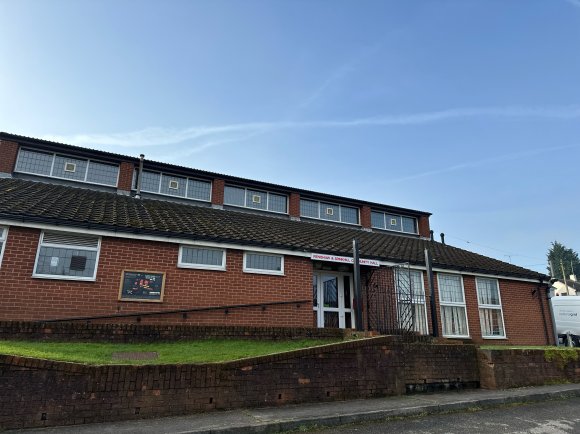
[0,338,341,365]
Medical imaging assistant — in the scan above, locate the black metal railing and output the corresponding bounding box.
[41,299,310,323]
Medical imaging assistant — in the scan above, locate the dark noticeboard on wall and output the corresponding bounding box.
[118,270,166,302]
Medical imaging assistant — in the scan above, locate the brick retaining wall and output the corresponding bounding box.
[0,321,348,343]
[478,348,580,389]
[0,337,478,430]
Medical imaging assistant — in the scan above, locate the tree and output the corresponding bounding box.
[547,241,580,279]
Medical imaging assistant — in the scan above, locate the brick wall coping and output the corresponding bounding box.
[0,321,347,342]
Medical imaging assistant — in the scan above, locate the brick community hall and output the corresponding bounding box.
[0,132,554,345]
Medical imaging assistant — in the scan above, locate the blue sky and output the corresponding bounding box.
[2,0,580,274]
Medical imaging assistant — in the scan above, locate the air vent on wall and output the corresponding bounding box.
[64,162,76,173]
[326,207,334,216]
[43,232,99,249]
[169,180,179,190]
[252,194,261,204]
[69,256,87,271]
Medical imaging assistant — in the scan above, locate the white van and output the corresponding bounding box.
[550,296,580,346]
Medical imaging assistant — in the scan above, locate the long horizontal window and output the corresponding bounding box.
[224,185,287,214]
[476,278,506,338]
[0,227,7,269]
[438,273,469,338]
[178,246,226,270]
[371,211,417,234]
[15,148,119,187]
[243,252,284,275]
[33,231,101,281]
[136,170,212,202]
[300,199,359,225]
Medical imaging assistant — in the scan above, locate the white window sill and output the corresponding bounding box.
[177,264,226,271]
[243,269,285,276]
[32,274,96,282]
[442,334,471,339]
[482,336,508,340]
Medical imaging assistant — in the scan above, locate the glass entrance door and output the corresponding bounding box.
[313,272,355,329]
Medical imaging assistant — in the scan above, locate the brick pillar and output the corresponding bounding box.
[117,161,135,193]
[212,178,225,206]
[418,215,431,238]
[289,192,300,218]
[0,140,19,176]
[360,206,372,229]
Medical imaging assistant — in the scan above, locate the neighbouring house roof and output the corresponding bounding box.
[0,132,430,217]
[554,279,580,292]
[0,178,545,281]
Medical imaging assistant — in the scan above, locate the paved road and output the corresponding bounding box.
[314,397,580,433]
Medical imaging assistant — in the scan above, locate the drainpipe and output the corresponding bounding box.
[135,154,145,199]
[544,278,559,346]
[353,239,363,331]
[425,247,438,337]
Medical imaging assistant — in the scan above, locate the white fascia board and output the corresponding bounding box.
[0,218,542,283]
[375,261,541,284]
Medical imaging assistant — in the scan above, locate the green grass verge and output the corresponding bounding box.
[0,338,341,365]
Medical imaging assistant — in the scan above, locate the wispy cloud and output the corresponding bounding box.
[387,143,580,183]
[564,0,580,8]
[298,45,381,109]
[41,104,580,150]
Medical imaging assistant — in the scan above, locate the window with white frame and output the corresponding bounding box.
[438,273,469,337]
[15,148,119,187]
[0,227,7,268]
[178,246,226,270]
[370,210,417,234]
[33,231,101,280]
[395,269,429,335]
[224,185,287,214]
[136,170,212,202]
[476,278,506,338]
[299,199,359,225]
[243,252,284,275]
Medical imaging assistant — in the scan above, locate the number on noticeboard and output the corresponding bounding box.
[118,270,166,302]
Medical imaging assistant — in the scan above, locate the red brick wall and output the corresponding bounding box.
[0,338,479,430]
[360,206,371,229]
[289,192,300,217]
[211,178,225,205]
[418,215,430,237]
[424,273,552,346]
[0,140,19,174]
[363,267,551,346]
[478,348,580,389]
[0,321,346,342]
[0,227,313,326]
[117,162,134,192]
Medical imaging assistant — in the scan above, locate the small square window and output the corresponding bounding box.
[326,207,334,216]
[169,180,179,190]
[64,162,76,173]
[390,218,397,226]
[252,194,261,204]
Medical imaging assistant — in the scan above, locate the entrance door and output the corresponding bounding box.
[313,272,355,329]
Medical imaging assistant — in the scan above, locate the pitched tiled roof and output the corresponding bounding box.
[0,178,544,280]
